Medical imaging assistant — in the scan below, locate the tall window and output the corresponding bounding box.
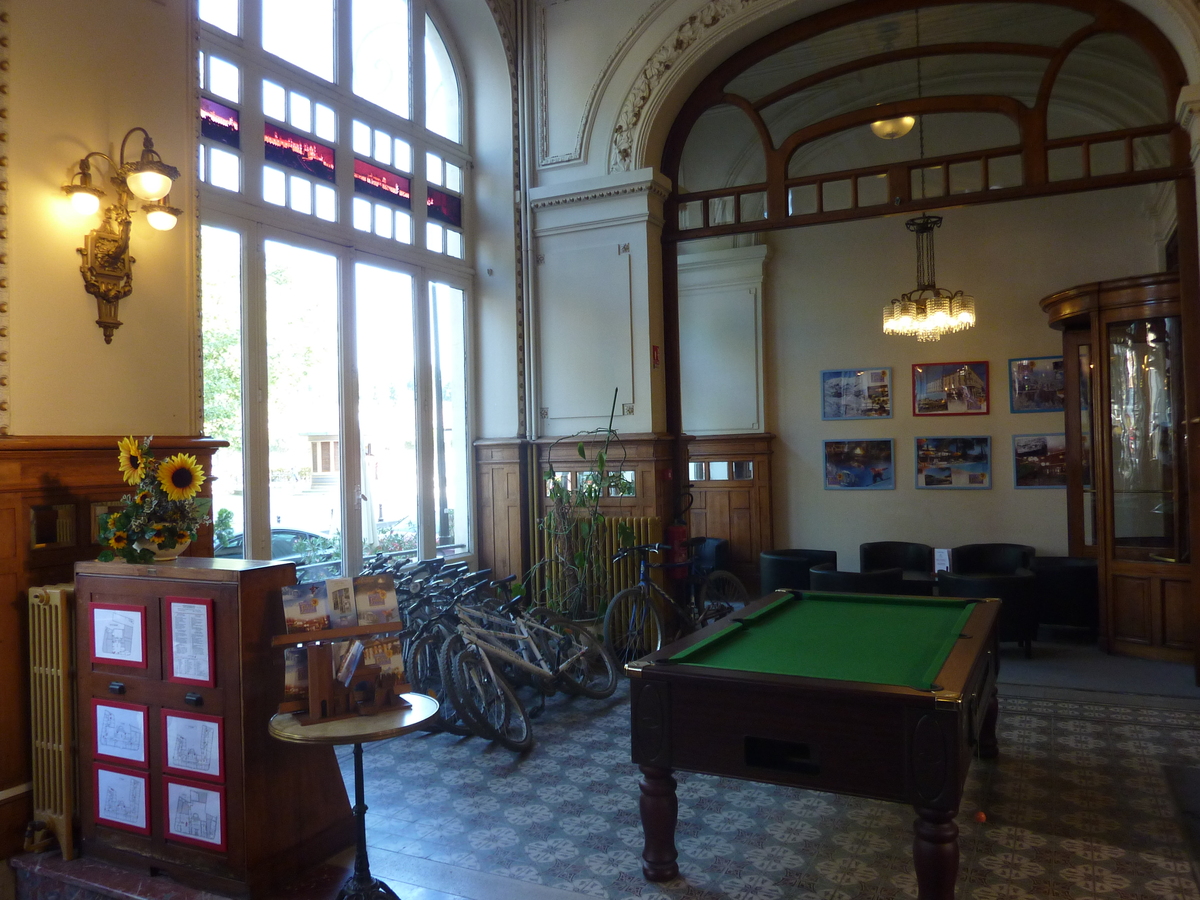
[198,0,471,579]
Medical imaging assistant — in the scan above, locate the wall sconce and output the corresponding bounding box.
[62,128,181,343]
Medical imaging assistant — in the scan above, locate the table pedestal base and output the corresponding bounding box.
[337,876,400,900]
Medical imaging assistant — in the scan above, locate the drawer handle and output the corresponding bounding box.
[184,693,203,707]
[108,681,125,695]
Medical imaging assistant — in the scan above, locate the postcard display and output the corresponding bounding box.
[74,558,354,895]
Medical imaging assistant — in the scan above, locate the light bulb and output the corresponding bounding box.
[70,189,101,216]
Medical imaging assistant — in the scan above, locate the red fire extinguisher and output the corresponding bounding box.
[665,519,689,580]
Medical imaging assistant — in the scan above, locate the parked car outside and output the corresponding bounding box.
[214,528,332,563]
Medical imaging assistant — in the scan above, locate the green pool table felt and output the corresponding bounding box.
[667,591,979,690]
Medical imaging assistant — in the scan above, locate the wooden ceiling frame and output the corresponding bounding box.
[660,0,1190,243]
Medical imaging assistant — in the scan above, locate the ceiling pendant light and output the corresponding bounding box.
[882,215,976,342]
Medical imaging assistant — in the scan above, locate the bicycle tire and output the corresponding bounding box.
[698,570,750,624]
[409,632,472,736]
[451,644,533,752]
[439,633,492,739]
[603,587,665,666]
[539,614,618,699]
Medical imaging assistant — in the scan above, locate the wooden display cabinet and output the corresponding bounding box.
[74,558,354,895]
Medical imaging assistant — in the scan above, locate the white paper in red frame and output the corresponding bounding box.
[163,776,227,852]
[90,603,147,668]
[164,596,216,687]
[91,698,149,768]
[161,708,224,782]
[93,763,150,835]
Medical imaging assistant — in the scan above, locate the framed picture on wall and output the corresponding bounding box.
[1008,356,1065,413]
[1013,433,1067,488]
[915,436,991,489]
[820,368,892,419]
[823,440,895,489]
[912,361,989,416]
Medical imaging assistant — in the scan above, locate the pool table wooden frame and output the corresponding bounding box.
[627,590,1000,900]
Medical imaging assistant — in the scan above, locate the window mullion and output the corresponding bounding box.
[243,224,272,562]
[338,250,363,575]
[413,269,437,559]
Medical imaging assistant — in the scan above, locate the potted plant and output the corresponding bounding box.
[98,436,211,563]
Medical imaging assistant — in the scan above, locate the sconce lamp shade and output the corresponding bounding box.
[65,184,104,216]
[143,199,182,231]
[124,162,177,202]
[870,115,916,139]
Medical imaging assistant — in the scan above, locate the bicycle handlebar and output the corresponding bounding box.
[611,542,672,562]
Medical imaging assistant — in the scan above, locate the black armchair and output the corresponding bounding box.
[809,562,904,594]
[937,570,1038,657]
[760,549,837,593]
[860,541,935,575]
[950,543,1035,575]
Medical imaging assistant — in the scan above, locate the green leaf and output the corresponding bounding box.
[576,442,586,459]
[97,550,115,562]
[596,450,606,472]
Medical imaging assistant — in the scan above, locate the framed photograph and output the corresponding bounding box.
[164,777,226,852]
[94,764,150,835]
[1009,356,1065,413]
[915,436,992,489]
[1014,433,1067,488]
[820,368,892,419]
[162,709,224,782]
[823,440,895,490]
[90,603,147,668]
[912,361,989,416]
[164,597,215,687]
[92,699,148,767]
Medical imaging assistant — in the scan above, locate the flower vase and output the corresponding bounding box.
[134,538,191,561]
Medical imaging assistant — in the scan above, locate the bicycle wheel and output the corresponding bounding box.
[451,644,533,752]
[409,632,472,736]
[534,614,618,699]
[603,587,665,666]
[699,569,750,625]
[439,633,492,739]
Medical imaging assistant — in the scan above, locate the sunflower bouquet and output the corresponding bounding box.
[98,436,211,564]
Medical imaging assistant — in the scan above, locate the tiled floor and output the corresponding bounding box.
[346,657,1200,900]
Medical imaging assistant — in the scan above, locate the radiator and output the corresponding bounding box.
[534,515,661,617]
[28,583,76,860]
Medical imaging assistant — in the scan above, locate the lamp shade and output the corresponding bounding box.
[67,186,103,216]
[870,116,916,139]
[125,166,175,202]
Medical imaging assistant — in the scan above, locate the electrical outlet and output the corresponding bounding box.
[622,403,634,416]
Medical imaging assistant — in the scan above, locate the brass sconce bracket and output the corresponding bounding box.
[64,128,179,343]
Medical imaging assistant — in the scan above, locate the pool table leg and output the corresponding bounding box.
[638,765,679,881]
[913,806,958,900]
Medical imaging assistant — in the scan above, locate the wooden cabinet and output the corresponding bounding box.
[74,558,353,895]
[1042,273,1193,662]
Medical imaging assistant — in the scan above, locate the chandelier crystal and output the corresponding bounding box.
[882,215,976,342]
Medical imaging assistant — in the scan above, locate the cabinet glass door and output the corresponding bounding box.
[1077,342,1097,547]
[1107,316,1188,561]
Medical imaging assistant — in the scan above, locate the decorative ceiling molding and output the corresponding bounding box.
[609,0,772,173]
[536,0,672,168]
[529,178,672,209]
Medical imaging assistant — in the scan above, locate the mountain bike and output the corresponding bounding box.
[601,541,748,665]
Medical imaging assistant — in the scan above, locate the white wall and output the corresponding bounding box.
[755,184,1162,566]
[10,0,196,434]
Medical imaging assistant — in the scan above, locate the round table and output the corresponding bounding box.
[269,694,439,900]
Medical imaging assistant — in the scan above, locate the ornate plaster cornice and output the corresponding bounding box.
[609,0,765,173]
[528,178,672,210]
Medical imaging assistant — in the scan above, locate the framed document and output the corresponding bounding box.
[90,603,147,668]
[165,596,215,687]
[92,699,148,767]
[94,764,150,835]
[164,777,226,851]
[162,709,224,782]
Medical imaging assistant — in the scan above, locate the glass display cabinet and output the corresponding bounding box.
[1042,273,1192,661]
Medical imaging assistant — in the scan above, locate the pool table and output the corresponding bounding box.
[627,589,999,900]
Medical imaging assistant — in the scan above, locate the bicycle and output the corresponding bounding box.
[602,541,749,665]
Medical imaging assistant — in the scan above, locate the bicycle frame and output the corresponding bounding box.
[454,604,588,684]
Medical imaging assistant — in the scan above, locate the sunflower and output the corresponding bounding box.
[135,490,152,504]
[107,512,122,529]
[109,531,129,550]
[117,436,146,485]
[148,524,167,545]
[158,453,206,501]
[175,530,192,544]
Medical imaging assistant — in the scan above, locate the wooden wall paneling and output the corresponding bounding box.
[0,436,225,857]
[474,439,530,579]
[1162,576,1193,650]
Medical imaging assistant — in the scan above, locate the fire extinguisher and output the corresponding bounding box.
[665,518,689,580]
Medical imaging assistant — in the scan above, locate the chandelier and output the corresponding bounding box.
[882,215,976,342]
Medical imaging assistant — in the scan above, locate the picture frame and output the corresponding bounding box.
[90,603,147,669]
[164,776,227,852]
[162,709,224,782]
[915,436,992,489]
[92,699,149,768]
[823,440,895,490]
[164,596,215,687]
[912,361,989,416]
[820,368,892,419]
[1008,356,1065,413]
[1014,433,1067,488]
[94,764,150,835]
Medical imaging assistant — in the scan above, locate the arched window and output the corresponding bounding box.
[197,0,471,577]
